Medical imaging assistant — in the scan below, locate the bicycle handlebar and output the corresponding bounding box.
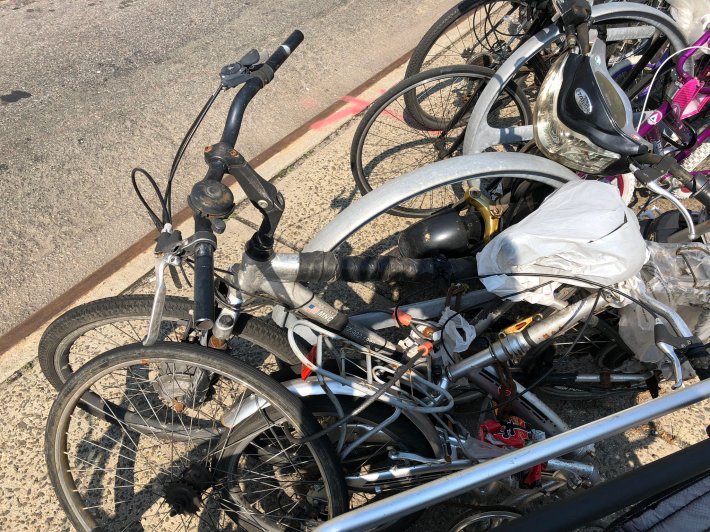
[671,164,710,209]
[192,30,304,329]
[221,30,304,146]
[265,30,304,73]
[193,217,216,330]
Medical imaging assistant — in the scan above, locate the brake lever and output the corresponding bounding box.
[631,163,697,240]
[656,338,684,389]
[654,321,705,389]
[144,253,180,346]
[644,180,697,240]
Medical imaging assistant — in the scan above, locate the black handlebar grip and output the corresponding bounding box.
[671,165,710,209]
[265,30,304,73]
[193,242,215,330]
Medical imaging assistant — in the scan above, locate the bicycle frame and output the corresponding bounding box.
[462,3,687,154]
[213,153,694,480]
[137,17,705,526]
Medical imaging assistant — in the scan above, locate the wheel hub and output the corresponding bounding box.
[163,464,214,516]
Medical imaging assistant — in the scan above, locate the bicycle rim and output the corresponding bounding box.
[46,343,347,531]
[353,66,531,217]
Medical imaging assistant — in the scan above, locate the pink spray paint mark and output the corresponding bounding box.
[310,95,372,129]
[300,96,320,109]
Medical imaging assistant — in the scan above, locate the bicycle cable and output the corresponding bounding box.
[131,167,170,230]
[164,83,223,218]
[472,290,603,417]
[131,83,223,228]
[283,350,424,445]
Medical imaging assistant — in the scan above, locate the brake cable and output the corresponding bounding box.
[131,82,223,229]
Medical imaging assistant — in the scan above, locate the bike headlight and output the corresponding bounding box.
[533,54,622,174]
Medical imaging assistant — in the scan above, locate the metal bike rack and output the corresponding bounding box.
[315,378,710,532]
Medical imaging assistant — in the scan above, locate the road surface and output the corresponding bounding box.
[0,0,449,335]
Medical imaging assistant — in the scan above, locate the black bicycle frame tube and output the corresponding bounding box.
[619,35,667,92]
[193,215,215,330]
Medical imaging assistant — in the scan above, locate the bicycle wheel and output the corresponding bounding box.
[406,0,530,77]
[303,395,436,530]
[39,295,299,390]
[351,65,532,217]
[45,342,348,531]
[446,506,522,531]
[517,313,641,400]
[306,396,434,488]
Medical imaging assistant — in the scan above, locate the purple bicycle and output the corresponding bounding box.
[609,27,709,226]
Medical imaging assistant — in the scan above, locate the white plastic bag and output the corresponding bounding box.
[667,0,710,45]
[434,307,476,365]
[477,180,648,306]
[618,243,710,376]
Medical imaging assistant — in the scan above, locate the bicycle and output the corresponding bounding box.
[352,2,697,217]
[47,22,710,530]
[405,0,665,77]
[462,1,709,237]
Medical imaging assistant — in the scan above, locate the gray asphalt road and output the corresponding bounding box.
[0,0,449,336]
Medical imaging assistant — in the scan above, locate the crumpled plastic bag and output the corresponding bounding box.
[477,180,648,306]
[618,242,710,377]
[434,307,476,365]
[667,0,710,44]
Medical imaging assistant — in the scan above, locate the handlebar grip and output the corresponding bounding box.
[265,30,304,73]
[669,165,710,209]
[193,242,215,330]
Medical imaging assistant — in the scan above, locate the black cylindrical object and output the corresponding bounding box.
[495,437,710,532]
[266,30,304,72]
[193,238,215,330]
[670,164,710,209]
[296,252,477,284]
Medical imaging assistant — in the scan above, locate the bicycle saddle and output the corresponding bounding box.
[534,38,652,174]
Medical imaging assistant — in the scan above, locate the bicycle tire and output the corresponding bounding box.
[39,294,300,390]
[446,505,522,532]
[405,0,538,128]
[45,342,349,531]
[304,395,435,531]
[351,64,532,217]
[406,0,525,78]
